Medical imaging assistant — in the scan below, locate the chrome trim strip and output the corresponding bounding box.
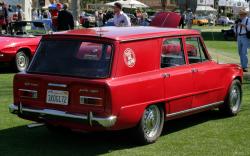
[80,96,102,100]
[120,34,199,42]
[9,104,116,128]
[166,101,224,118]
[19,89,37,93]
[48,83,67,88]
[167,87,224,102]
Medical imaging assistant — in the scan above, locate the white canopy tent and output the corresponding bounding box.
[106,0,149,8]
[196,6,217,12]
[218,0,250,14]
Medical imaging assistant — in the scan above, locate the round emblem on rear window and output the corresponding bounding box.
[123,48,136,68]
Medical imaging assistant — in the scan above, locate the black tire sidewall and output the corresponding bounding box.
[221,80,242,116]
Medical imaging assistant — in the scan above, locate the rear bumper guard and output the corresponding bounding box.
[9,103,117,128]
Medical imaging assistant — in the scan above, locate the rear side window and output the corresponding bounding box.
[161,38,186,68]
[185,37,209,64]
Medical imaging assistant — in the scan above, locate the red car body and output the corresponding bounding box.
[0,36,40,62]
[9,27,243,143]
[0,21,46,72]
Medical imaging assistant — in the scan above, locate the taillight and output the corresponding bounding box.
[79,88,104,106]
[80,96,103,105]
[19,89,38,99]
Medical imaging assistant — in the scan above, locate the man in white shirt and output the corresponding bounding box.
[234,9,250,72]
[113,2,131,27]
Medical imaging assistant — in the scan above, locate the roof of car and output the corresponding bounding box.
[53,26,200,42]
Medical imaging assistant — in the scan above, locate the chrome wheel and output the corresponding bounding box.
[135,105,164,144]
[142,105,161,139]
[15,51,29,72]
[229,84,241,112]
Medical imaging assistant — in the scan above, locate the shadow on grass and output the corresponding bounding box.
[0,125,136,156]
[0,64,16,74]
[0,110,230,156]
[163,110,227,135]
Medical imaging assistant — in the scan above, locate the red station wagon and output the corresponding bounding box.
[9,27,243,144]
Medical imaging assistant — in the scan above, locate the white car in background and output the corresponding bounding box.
[216,16,235,25]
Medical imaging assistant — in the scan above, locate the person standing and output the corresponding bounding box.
[113,2,131,27]
[16,4,23,21]
[50,3,62,31]
[234,9,250,72]
[135,9,143,25]
[0,2,8,34]
[96,10,104,27]
[179,12,186,29]
[57,3,74,31]
[186,8,193,29]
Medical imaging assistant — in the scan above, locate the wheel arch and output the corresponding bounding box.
[234,76,243,84]
[17,48,32,59]
[114,101,166,130]
[224,75,243,102]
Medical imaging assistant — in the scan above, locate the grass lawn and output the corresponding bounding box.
[0,27,250,156]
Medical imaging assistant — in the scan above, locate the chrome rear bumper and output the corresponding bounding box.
[9,104,117,128]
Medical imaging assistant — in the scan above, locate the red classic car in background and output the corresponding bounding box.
[9,27,243,144]
[0,21,46,72]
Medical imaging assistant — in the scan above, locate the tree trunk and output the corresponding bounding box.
[161,0,166,11]
[72,0,80,21]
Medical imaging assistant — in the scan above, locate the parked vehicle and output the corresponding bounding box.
[0,21,46,72]
[221,26,236,40]
[192,16,208,26]
[80,12,96,28]
[9,26,243,144]
[216,16,235,25]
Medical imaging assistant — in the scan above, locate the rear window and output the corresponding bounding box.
[28,39,113,78]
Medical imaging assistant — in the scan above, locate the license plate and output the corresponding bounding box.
[46,90,69,105]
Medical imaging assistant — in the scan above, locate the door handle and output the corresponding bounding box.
[162,73,170,78]
[191,68,198,73]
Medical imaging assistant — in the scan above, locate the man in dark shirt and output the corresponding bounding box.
[57,3,74,31]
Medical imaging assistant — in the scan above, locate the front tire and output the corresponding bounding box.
[14,51,30,72]
[220,80,242,116]
[135,105,164,144]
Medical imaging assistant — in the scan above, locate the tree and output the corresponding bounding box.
[72,0,80,21]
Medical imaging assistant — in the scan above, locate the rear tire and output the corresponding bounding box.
[219,80,242,116]
[134,105,164,144]
[14,51,30,72]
